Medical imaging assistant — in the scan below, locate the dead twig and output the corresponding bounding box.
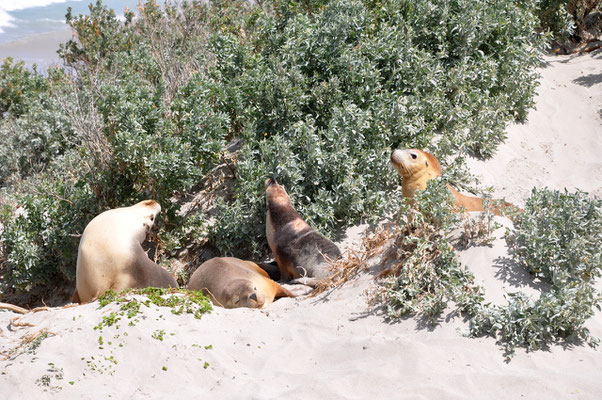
[10,316,35,328]
[0,302,28,314]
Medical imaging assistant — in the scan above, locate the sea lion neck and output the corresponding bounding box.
[267,194,304,227]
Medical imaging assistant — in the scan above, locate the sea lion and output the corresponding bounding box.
[390,148,518,215]
[265,178,341,287]
[73,200,178,303]
[187,257,295,308]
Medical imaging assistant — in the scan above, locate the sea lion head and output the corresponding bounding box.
[390,149,443,197]
[264,178,291,207]
[224,279,265,309]
[390,149,441,178]
[133,199,162,239]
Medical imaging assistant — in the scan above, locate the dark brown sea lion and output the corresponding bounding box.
[265,178,341,287]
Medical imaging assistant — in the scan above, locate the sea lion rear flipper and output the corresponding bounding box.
[288,277,323,288]
[71,288,81,304]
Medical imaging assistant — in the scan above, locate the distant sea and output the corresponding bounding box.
[0,0,164,67]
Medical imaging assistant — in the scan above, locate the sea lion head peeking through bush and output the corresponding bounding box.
[390,149,443,198]
[390,149,520,216]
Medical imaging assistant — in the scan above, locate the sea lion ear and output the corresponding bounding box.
[425,161,429,167]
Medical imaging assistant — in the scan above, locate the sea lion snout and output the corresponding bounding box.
[391,149,418,165]
[390,149,405,165]
[264,177,277,191]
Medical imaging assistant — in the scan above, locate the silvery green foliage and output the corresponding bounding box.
[469,189,601,359]
[509,188,601,287]
[209,0,545,256]
[470,283,600,359]
[535,0,575,41]
[380,179,485,320]
[1,0,546,292]
[382,186,601,358]
[534,0,601,43]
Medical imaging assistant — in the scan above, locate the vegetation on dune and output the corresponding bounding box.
[0,0,599,358]
[468,188,601,358]
[351,186,600,359]
[535,0,601,44]
[0,0,545,294]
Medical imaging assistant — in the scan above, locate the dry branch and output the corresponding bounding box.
[0,302,28,314]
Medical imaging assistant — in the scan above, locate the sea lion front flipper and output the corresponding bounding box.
[274,282,296,298]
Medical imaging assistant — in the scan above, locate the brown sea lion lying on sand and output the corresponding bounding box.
[187,257,295,308]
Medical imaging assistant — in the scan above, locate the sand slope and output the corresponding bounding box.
[1,51,601,399]
[466,51,602,204]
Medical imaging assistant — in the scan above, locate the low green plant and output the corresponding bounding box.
[370,185,600,358]
[468,188,601,358]
[375,179,484,320]
[96,287,213,320]
[507,188,601,288]
[152,329,166,341]
[470,283,600,359]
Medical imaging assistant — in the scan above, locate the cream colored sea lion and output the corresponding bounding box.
[187,257,295,308]
[265,178,341,287]
[390,149,519,215]
[73,200,178,303]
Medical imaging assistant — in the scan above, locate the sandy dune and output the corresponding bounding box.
[466,51,602,204]
[1,51,601,399]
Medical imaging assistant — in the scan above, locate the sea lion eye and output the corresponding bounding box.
[425,161,429,167]
[249,293,258,301]
[411,153,417,159]
[150,215,154,221]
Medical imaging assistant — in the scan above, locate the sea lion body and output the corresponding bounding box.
[187,257,294,308]
[265,178,341,287]
[74,200,178,303]
[390,149,517,215]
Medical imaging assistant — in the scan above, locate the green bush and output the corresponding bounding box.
[0,63,75,186]
[535,0,601,42]
[378,179,484,320]
[509,188,601,287]
[208,0,545,256]
[0,0,545,294]
[375,186,600,358]
[470,283,600,359]
[0,58,48,116]
[469,188,601,358]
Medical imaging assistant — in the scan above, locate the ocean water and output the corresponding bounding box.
[0,0,164,43]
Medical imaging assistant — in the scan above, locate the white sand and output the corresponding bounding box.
[466,52,602,204]
[1,51,601,399]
